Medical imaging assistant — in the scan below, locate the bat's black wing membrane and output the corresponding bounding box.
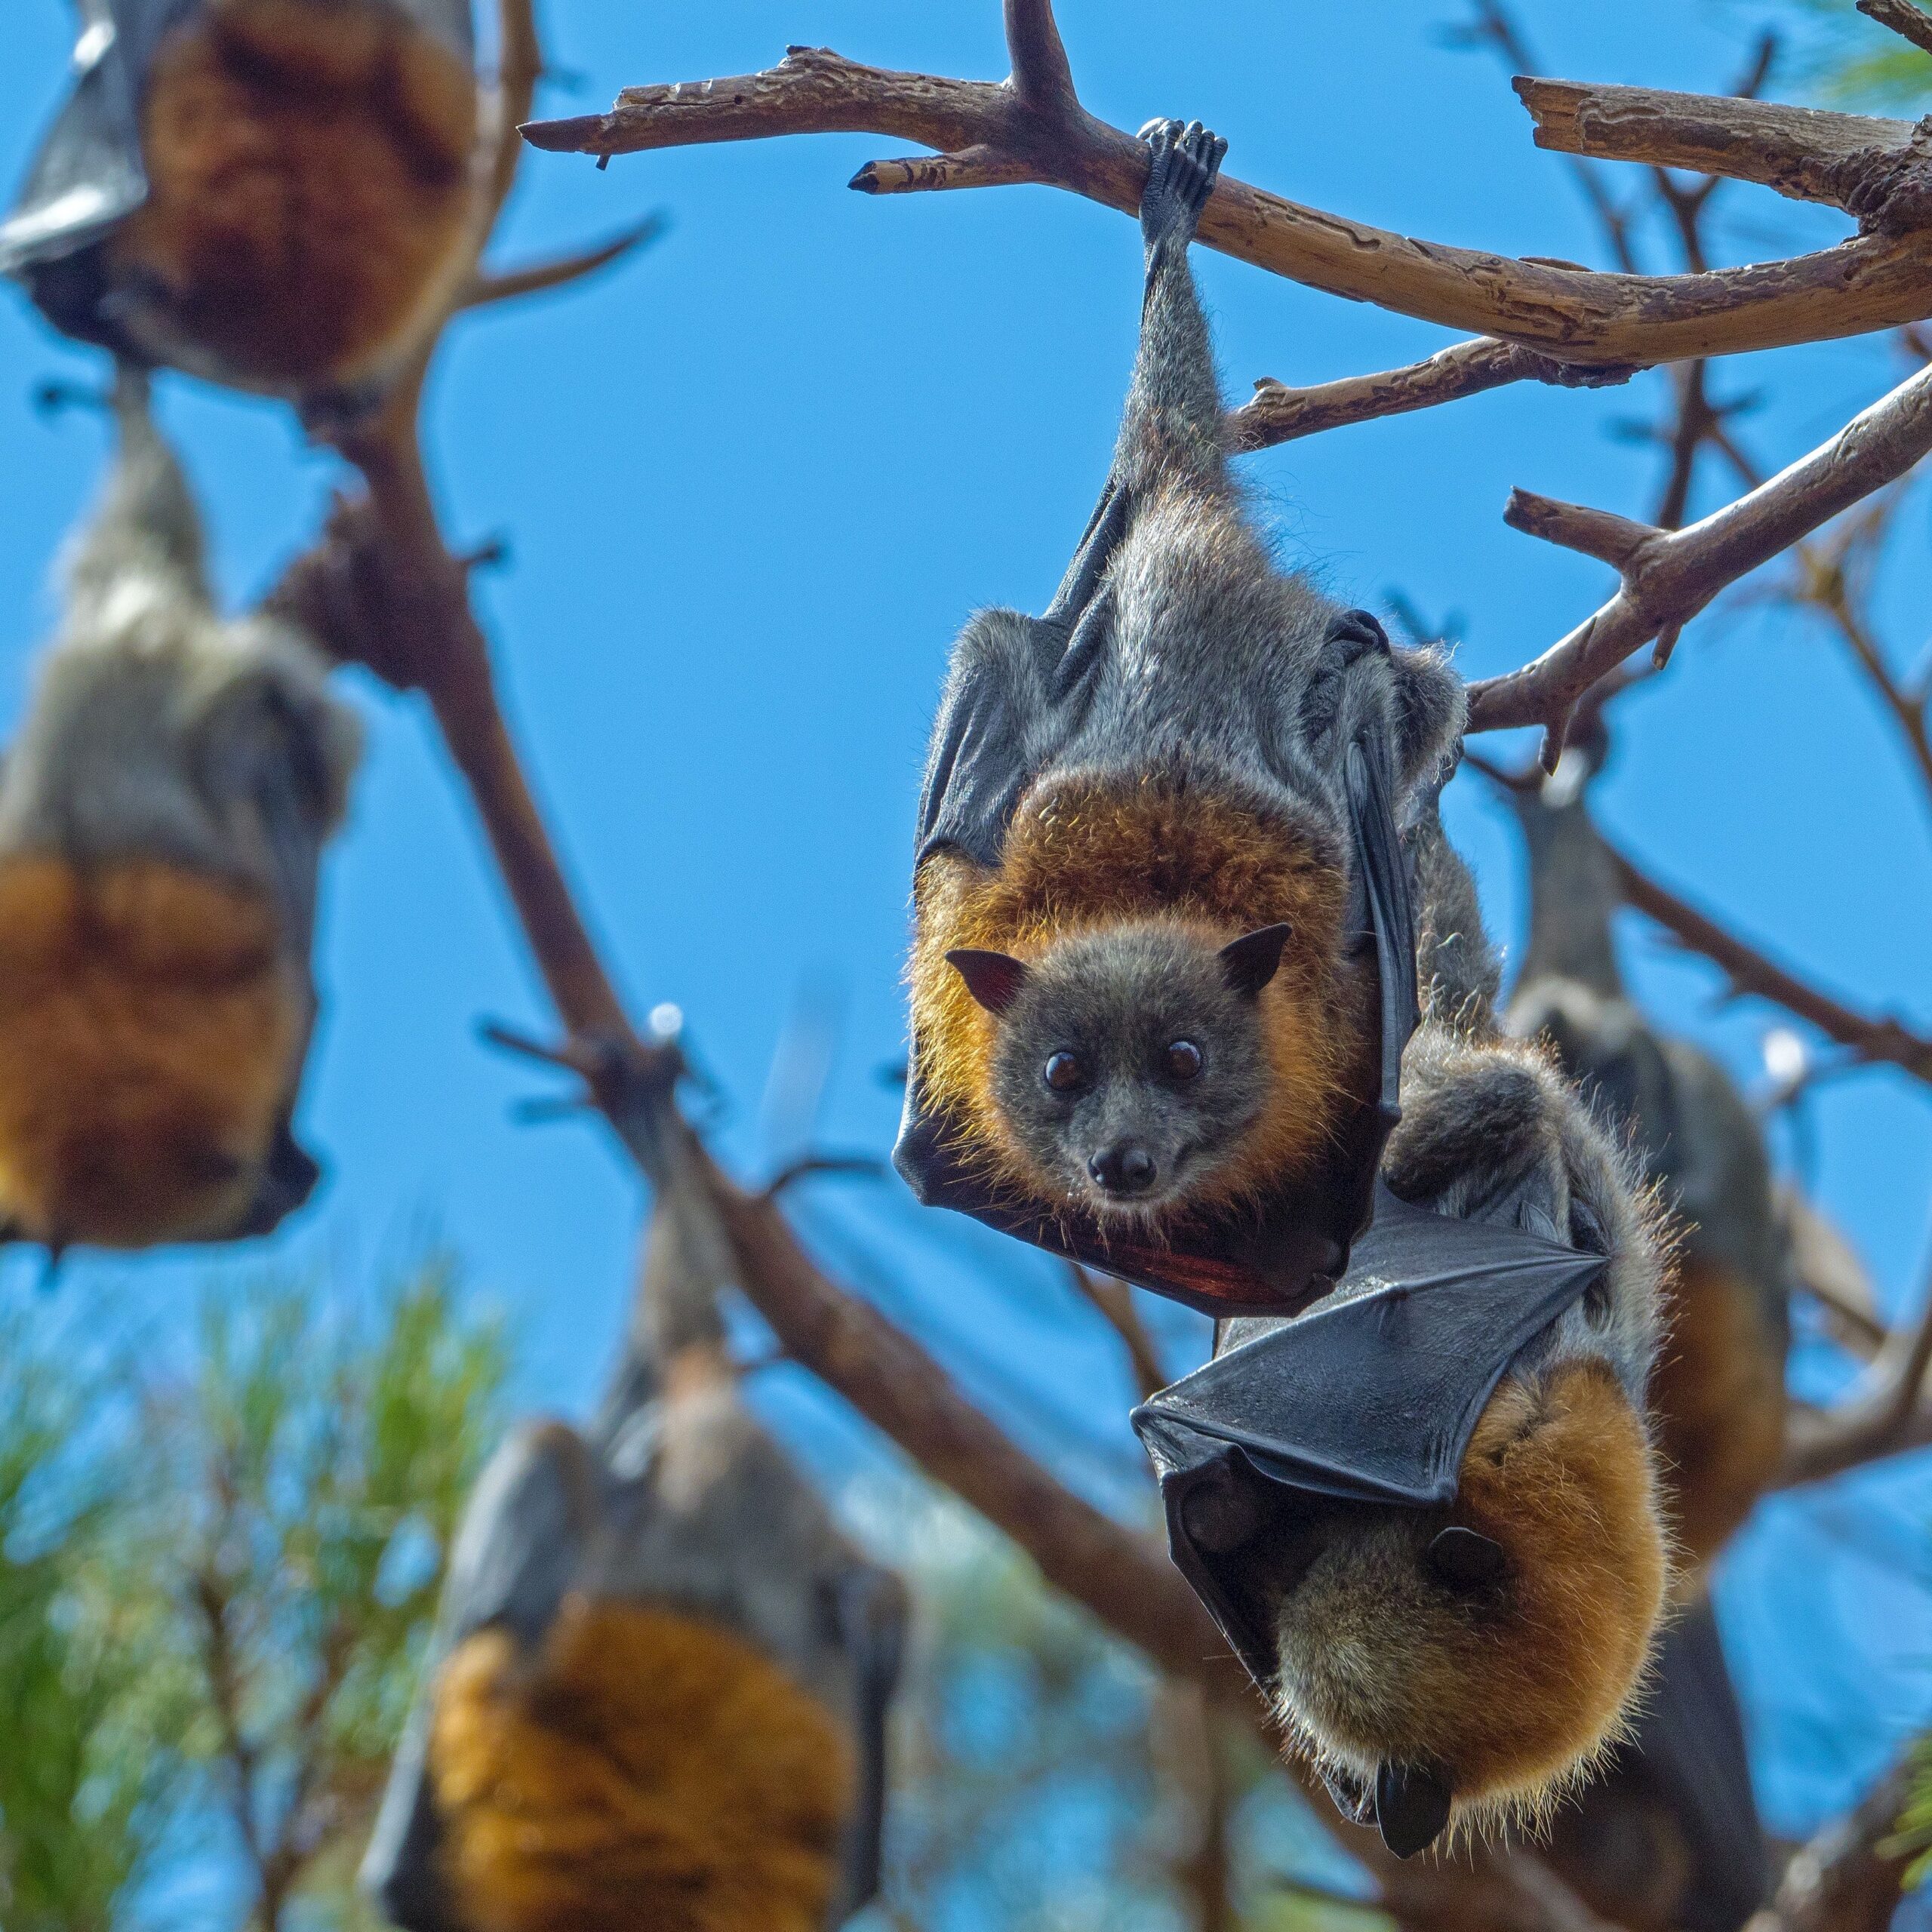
[897,605,1422,1317]
[361,1420,596,1931]
[1132,1186,1604,1681]
[826,1561,911,1924]
[1626,1595,1770,1932]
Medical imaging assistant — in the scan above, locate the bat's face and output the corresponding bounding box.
[949,922,1289,1227]
[1264,1361,1668,1840]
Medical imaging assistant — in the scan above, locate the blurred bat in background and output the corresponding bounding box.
[363,1136,908,1932]
[1544,1595,1770,1932]
[2,0,478,408]
[0,369,358,1251]
[1497,736,1792,1579]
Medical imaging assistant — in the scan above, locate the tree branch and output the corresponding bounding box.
[1226,339,1639,454]
[1785,491,1932,813]
[1065,1261,1170,1403]
[1860,0,1932,60]
[521,42,1932,368]
[1467,356,1932,749]
[1002,0,1077,112]
[1514,78,1932,226]
[1778,1257,1932,1486]
[1601,840,1932,1085]
[462,214,669,311]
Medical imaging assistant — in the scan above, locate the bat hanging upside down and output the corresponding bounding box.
[0,371,360,1249]
[364,1180,909,1932]
[1498,740,1792,1580]
[1138,797,1672,1852]
[900,115,1673,1852]
[897,119,1463,1315]
[2,0,478,405]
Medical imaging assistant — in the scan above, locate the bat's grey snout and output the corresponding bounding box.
[1088,1140,1158,1197]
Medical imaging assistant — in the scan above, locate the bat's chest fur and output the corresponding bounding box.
[912,772,1374,1211]
[0,855,298,1244]
[112,0,476,383]
[429,1597,856,1932]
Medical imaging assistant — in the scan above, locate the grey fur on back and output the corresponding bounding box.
[919,129,1463,878]
[0,376,361,937]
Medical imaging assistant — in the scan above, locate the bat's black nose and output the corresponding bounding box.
[1089,1143,1157,1195]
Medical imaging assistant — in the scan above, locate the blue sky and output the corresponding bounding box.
[1,0,1927,1853]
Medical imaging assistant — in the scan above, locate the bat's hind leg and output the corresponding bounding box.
[1137,118,1227,265]
[1115,119,1230,502]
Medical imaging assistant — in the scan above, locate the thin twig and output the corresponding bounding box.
[1446,1,1641,272]
[1778,1251,1932,1485]
[1064,1260,1170,1402]
[463,214,669,309]
[1604,841,1932,1085]
[1226,339,1639,453]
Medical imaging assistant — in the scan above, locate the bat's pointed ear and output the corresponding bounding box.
[946,949,1031,1017]
[1374,1762,1453,1858]
[1218,923,1293,997]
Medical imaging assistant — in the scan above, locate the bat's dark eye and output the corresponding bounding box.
[1164,1039,1204,1083]
[1044,1051,1086,1094]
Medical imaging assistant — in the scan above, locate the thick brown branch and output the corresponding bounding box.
[1226,339,1639,452]
[1002,0,1077,112]
[1515,78,1932,226]
[1602,841,1932,1084]
[708,1161,1247,1698]
[1468,357,1932,737]
[270,457,634,1043]
[1860,0,1932,60]
[521,45,1932,368]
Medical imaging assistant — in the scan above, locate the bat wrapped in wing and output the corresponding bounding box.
[1135,816,1672,1857]
[0,371,358,1250]
[364,1181,908,1932]
[1497,741,1792,1578]
[2,0,478,402]
[897,118,1457,1318]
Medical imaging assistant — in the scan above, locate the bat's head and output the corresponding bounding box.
[947,921,1291,1226]
[1237,1360,1666,1849]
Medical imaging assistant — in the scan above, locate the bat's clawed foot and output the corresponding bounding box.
[1136,118,1228,258]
